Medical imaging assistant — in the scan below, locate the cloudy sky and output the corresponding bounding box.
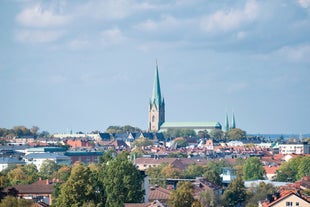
[1,0,310,134]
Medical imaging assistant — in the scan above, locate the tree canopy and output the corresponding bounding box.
[222,176,246,207]
[226,128,246,141]
[105,125,141,133]
[169,181,195,207]
[243,157,265,181]
[55,163,104,207]
[102,152,144,206]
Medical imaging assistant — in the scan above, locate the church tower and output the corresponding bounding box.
[148,62,165,132]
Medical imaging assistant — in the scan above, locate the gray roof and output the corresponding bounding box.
[25,152,70,160]
[0,157,25,165]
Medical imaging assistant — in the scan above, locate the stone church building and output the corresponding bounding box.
[148,62,223,133]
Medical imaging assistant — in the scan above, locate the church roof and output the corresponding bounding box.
[160,122,222,129]
[151,62,162,108]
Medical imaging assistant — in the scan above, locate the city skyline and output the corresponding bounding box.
[0,0,309,134]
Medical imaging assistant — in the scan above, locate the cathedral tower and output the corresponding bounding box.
[148,62,165,131]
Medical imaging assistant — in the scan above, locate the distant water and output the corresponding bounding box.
[249,134,310,140]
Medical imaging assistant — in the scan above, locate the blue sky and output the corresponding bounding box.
[0,0,310,134]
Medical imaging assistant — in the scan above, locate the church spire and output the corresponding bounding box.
[231,112,236,129]
[151,61,162,108]
[225,113,229,132]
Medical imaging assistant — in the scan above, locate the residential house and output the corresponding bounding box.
[4,178,59,205]
[259,190,310,207]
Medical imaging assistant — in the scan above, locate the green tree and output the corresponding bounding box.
[30,126,39,136]
[132,137,153,148]
[163,128,196,138]
[243,157,265,180]
[197,130,210,139]
[197,188,220,207]
[105,125,141,133]
[222,176,246,207]
[39,160,61,179]
[22,164,39,183]
[174,137,188,148]
[246,182,277,207]
[181,164,204,179]
[146,163,168,187]
[55,163,104,207]
[7,166,27,185]
[209,129,224,141]
[226,128,246,141]
[102,152,144,206]
[0,196,33,207]
[169,182,195,207]
[276,156,302,182]
[203,160,230,185]
[98,149,115,164]
[297,156,310,179]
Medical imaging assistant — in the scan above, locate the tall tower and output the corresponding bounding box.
[148,62,165,132]
[225,113,230,132]
[231,112,236,129]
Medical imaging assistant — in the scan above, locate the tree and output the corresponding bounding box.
[276,156,302,182]
[243,157,265,180]
[55,163,104,207]
[174,137,188,148]
[0,196,33,207]
[132,137,153,148]
[297,156,310,179]
[105,125,141,133]
[197,130,210,139]
[209,129,223,141]
[203,160,230,185]
[30,126,39,136]
[181,164,204,179]
[222,176,246,207]
[226,128,246,141]
[161,165,181,179]
[102,152,144,206]
[246,182,277,207]
[169,181,195,207]
[39,160,60,179]
[7,166,27,185]
[198,188,220,207]
[163,128,196,138]
[22,164,38,183]
[147,164,167,187]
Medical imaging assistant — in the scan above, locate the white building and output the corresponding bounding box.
[279,143,310,155]
[24,153,71,170]
[0,157,25,172]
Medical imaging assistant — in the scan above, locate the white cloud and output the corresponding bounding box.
[276,44,310,62]
[67,39,90,50]
[15,29,65,43]
[134,15,181,32]
[200,0,259,33]
[298,0,310,8]
[16,3,70,28]
[100,28,127,45]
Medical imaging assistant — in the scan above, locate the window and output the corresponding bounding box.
[286,202,292,206]
[296,202,299,206]
[152,115,155,122]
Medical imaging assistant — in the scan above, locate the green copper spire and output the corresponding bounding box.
[225,113,229,132]
[231,112,236,129]
[151,61,162,108]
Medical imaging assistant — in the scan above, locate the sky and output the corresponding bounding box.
[0,0,310,135]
